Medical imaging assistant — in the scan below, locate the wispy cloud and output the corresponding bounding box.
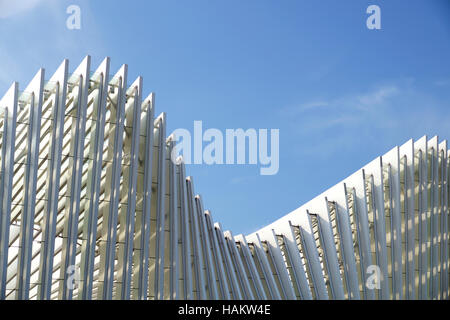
[299,101,329,112]
[356,85,399,110]
[0,0,106,92]
[229,175,257,185]
[0,0,45,19]
[288,84,400,131]
[434,79,450,87]
[281,80,450,158]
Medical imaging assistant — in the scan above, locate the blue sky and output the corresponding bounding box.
[1,0,449,236]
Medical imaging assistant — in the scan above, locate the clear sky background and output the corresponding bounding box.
[1,0,449,236]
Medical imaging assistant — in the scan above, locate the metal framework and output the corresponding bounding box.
[0,57,448,300]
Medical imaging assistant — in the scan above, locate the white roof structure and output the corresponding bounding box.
[0,57,448,300]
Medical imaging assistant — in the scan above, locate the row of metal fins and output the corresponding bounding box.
[0,56,448,300]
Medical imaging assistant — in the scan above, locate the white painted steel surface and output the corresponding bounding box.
[0,57,448,300]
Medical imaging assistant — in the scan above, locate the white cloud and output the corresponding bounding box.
[0,0,45,19]
[288,85,400,131]
[434,79,450,87]
[230,175,256,185]
[0,0,106,93]
[282,80,450,159]
[299,101,329,111]
[356,86,399,110]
